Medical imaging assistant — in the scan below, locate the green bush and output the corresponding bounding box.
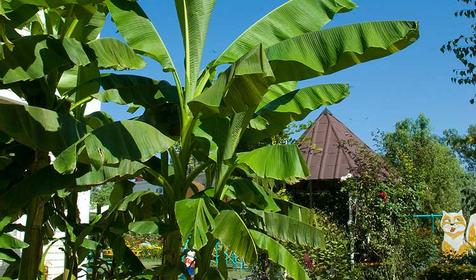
[285,210,352,280]
[340,140,440,279]
[418,263,476,280]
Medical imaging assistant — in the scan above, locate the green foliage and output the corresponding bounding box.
[440,0,476,102]
[271,121,313,145]
[379,114,466,213]
[124,233,162,259]
[340,141,424,279]
[286,210,352,280]
[417,257,476,280]
[0,0,420,278]
[444,125,476,171]
[462,182,476,215]
[90,184,113,208]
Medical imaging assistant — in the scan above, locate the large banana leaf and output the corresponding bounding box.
[58,63,100,105]
[190,45,275,164]
[190,45,276,164]
[0,104,86,153]
[0,166,76,214]
[192,116,229,162]
[128,221,159,235]
[258,84,349,116]
[6,0,101,9]
[212,210,257,263]
[83,111,114,130]
[91,74,179,107]
[0,35,73,84]
[213,0,356,65]
[175,0,215,100]
[246,83,350,144]
[276,199,316,225]
[250,230,310,280]
[255,81,298,112]
[226,178,280,212]
[106,0,175,71]
[1,4,38,32]
[76,160,146,186]
[0,35,145,84]
[63,37,91,66]
[0,248,19,262]
[175,198,215,250]
[64,3,107,42]
[189,45,274,116]
[88,38,146,70]
[267,21,419,82]
[188,72,226,115]
[54,120,175,172]
[263,212,323,248]
[75,63,101,105]
[0,234,29,250]
[235,144,309,183]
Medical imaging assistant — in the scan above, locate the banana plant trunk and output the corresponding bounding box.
[19,197,46,280]
[162,229,183,279]
[19,151,49,280]
[64,192,79,280]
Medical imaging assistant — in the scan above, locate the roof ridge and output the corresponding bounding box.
[297,109,374,180]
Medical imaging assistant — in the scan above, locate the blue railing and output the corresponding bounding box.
[412,213,443,233]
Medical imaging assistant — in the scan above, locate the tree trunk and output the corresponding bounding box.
[19,196,46,280]
[64,192,79,280]
[162,229,182,280]
[19,151,49,280]
[195,238,215,279]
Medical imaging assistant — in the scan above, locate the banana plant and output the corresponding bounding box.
[0,0,162,279]
[0,0,420,279]
[59,0,418,278]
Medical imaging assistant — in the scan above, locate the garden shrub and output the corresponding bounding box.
[124,233,163,259]
[340,140,438,279]
[286,209,351,280]
[417,256,476,280]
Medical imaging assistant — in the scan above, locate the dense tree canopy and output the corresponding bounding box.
[444,125,476,216]
[445,125,476,171]
[379,114,466,213]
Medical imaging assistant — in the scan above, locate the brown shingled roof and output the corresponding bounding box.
[297,109,371,180]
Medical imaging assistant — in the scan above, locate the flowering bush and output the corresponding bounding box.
[284,209,351,280]
[340,140,437,279]
[124,233,162,259]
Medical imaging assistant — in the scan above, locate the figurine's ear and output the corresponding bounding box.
[442,211,448,216]
[458,210,463,215]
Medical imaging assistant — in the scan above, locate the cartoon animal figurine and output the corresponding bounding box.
[467,213,476,250]
[440,210,476,256]
[184,250,197,278]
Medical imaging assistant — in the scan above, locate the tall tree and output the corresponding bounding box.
[444,126,476,216]
[445,125,476,171]
[379,114,466,213]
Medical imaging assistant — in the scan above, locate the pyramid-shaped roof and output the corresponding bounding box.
[297,109,371,181]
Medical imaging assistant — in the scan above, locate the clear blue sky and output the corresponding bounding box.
[101,0,474,148]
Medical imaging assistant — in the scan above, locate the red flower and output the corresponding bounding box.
[303,253,314,270]
[378,191,388,203]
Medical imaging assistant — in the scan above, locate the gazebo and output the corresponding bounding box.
[290,109,375,220]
